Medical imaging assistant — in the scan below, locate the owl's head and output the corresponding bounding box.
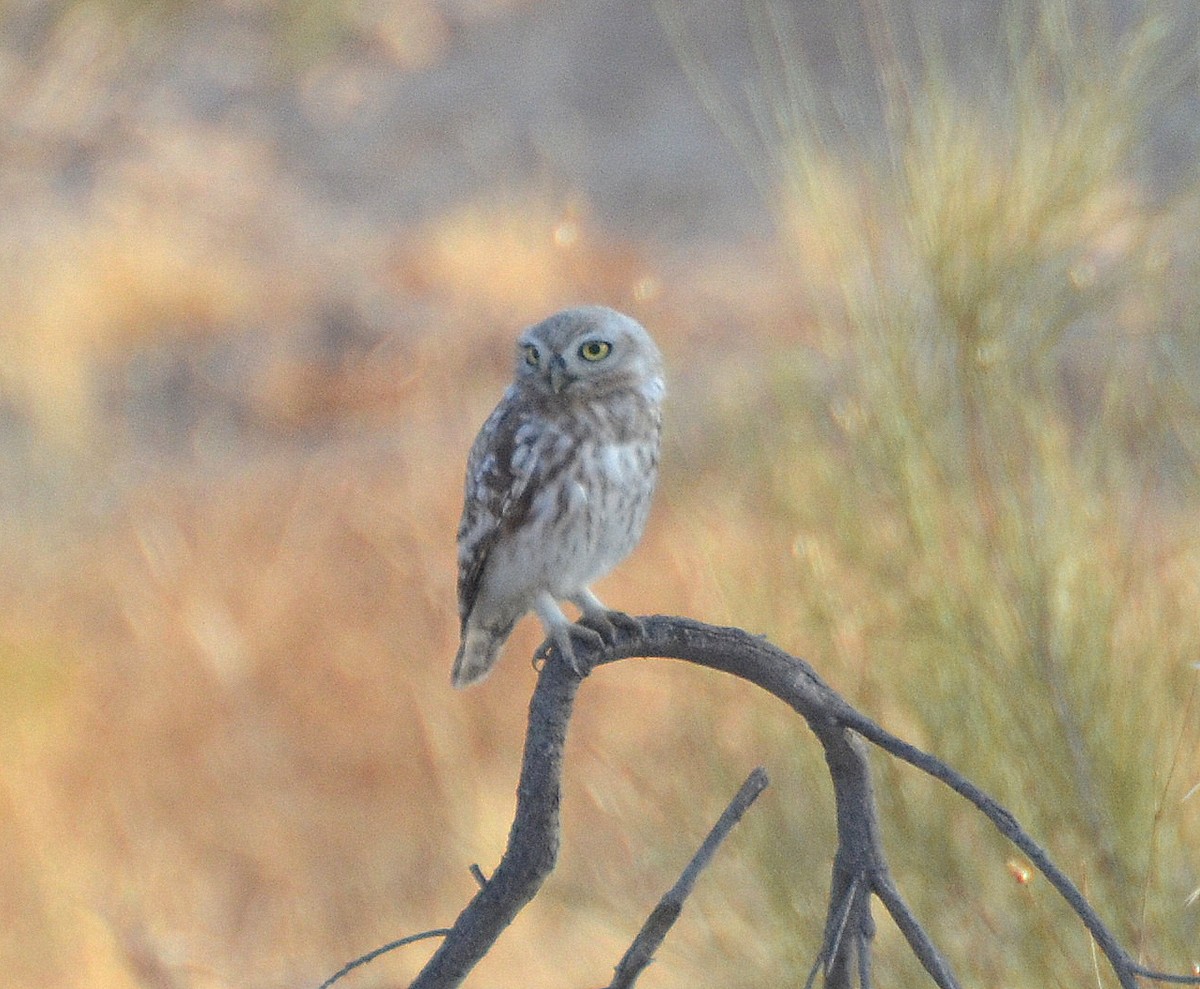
[514,306,664,402]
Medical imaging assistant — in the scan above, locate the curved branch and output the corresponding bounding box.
[406,615,1198,989]
[318,929,452,989]
[410,656,582,987]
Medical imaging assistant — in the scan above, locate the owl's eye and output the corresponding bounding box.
[578,340,612,362]
[523,344,541,367]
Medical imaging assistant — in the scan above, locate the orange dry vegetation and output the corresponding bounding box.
[3,190,1197,987]
[0,210,833,989]
[3,3,1200,984]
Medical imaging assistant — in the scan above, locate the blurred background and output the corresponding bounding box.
[2,0,1199,986]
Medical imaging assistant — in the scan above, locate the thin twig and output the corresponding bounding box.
[821,872,863,979]
[316,929,452,989]
[607,767,770,989]
[802,949,823,989]
[1128,962,1200,986]
[871,869,961,989]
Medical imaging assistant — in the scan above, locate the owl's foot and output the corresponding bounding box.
[578,608,644,647]
[536,621,606,678]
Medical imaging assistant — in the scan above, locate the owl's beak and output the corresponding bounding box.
[549,355,572,394]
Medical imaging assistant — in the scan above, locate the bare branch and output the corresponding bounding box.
[872,869,960,989]
[410,657,582,989]
[398,615,1198,989]
[606,766,769,989]
[818,873,863,985]
[827,705,1200,989]
[1128,963,1200,986]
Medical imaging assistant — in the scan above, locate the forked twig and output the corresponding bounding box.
[386,616,1200,989]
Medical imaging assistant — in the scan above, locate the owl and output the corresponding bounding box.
[452,306,665,688]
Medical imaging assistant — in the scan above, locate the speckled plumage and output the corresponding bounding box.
[453,306,665,687]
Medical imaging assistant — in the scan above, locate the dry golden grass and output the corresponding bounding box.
[2,1,1200,987]
[0,191,821,987]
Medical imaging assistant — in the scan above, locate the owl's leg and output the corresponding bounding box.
[569,589,646,645]
[533,592,603,676]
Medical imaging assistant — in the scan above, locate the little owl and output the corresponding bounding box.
[453,306,664,688]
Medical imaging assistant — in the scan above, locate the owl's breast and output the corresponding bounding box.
[475,413,660,607]
[595,438,655,489]
[572,437,658,567]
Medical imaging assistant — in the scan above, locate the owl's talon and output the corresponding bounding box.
[610,610,645,640]
[579,609,644,647]
[542,623,605,678]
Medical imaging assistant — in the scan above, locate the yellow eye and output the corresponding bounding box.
[578,340,612,362]
[523,344,540,367]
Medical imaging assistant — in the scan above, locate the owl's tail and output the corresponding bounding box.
[452,621,511,688]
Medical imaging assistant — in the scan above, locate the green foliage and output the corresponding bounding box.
[674,0,1200,981]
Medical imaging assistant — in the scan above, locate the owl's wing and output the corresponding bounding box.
[456,393,550,625]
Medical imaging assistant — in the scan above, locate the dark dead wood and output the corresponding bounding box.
[400,615,1199,989]
[607,766,770,989]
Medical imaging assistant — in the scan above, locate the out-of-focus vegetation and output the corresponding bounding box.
[661,0,1200,981]
[0,0,1197,987]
